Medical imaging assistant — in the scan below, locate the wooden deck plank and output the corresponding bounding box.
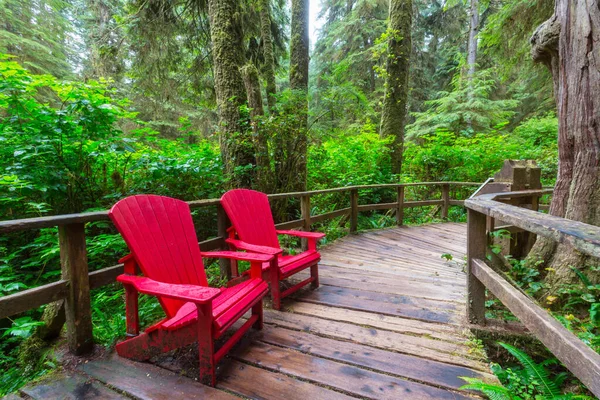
[21,372,126,400]
[293,285,461,324]
[79,355,236,400]
[290,269,466,303]
[288,302,464,342]
[263,309,488,370]
[218,360,354,400]
[258,325,495,391]
[319,260,465,285]
[233,341,474,400]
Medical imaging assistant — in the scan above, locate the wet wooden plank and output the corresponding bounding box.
[319,260,464,286]
[219,360,353,400]
[258,325,495,391]
[289,270,465,303]
[294,285,460,324]
[288,302,464,342]
[263,310,487,370]
[80,355,236,400]
[233,341,473,400]
[21,372,125,400]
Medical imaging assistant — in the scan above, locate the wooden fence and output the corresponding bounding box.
[465,188,600,397]
[0,181,479,355]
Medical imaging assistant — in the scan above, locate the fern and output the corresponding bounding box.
[460,377,512,400]
[571,267,593,287]
[498,342,560,397]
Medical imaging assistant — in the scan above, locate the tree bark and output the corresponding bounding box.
[467,0,479,82]
[528,1,600,293]
[207,0,254,188]
[380,0,412,175]
[259,0,277,111]
[275,0,309,193]
[240,63,270,192]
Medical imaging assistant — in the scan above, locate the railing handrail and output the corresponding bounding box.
[465,187,600,396]
[0,181,481,234]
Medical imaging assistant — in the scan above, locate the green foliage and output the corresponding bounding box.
[403,114,557,184]
[461,342,593,399]
[407,67,519,138]
[552,267,600,354]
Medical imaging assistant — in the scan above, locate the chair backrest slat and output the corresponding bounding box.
[109,195,208,317]
[221,189,280,249]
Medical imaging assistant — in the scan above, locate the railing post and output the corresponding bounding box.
[396,186,405,226]
[441,183,449,219]
[300,194,311,251]
[217,204,232,280]
[466,209,487,325]
[350,189,358,233]
[58,223,93,355]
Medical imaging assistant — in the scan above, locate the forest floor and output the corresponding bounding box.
[7,223,498,400]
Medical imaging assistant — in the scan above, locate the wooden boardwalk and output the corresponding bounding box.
[17,223,495,400]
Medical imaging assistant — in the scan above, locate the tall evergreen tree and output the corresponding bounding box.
[274,0,309,193]
[259,0,277,111]
[207,0,254,188]
[0,0,73,77]
[380,0,412,175]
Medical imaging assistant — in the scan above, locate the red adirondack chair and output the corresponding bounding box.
[109,194,272,386]
[221,189,325,310]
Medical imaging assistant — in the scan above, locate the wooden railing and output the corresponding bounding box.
[0,181,480,354]
[465,189,600,396]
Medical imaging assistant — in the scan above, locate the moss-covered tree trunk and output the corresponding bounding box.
[274,0,309,195]
[528,1,600,293]
[379,0,412,175]
[207,0,254,188]
[259,0,277,111]
[240,63,270,192]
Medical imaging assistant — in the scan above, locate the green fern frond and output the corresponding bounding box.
[498,342,560,397]
[571,267,593,287]
[460,377,513,400]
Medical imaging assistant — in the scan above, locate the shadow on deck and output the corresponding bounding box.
[17,223,496,400]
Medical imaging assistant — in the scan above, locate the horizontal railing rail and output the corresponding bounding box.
[0,181,479,354]
[465,189,600,396]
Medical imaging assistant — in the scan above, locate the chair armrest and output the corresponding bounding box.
[276,230,326,240]
[117,275,221,304]
[225,238,283,255]
[202,250,275,263]
[118,253,135,264]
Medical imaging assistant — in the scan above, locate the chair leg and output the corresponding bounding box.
[269,259,282,311]
[310,263,319,289]
[196,303,216,387]
[252,302,263,330]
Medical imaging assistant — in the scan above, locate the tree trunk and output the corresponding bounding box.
[379,0,412,175]
[240,63,270,192]
[275,0,309,193]
[207,0,254,188]
[259,0,277,111]
[528,1,600,294]
[467,0,479,82]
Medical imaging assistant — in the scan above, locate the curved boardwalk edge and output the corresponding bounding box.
[13,223,496,400]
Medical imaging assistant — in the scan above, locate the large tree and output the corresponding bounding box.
[273,0,309,194]
[259,0,277,111]
[207,0,255,188]
[379,0,412,175]
[529,0,600,291]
